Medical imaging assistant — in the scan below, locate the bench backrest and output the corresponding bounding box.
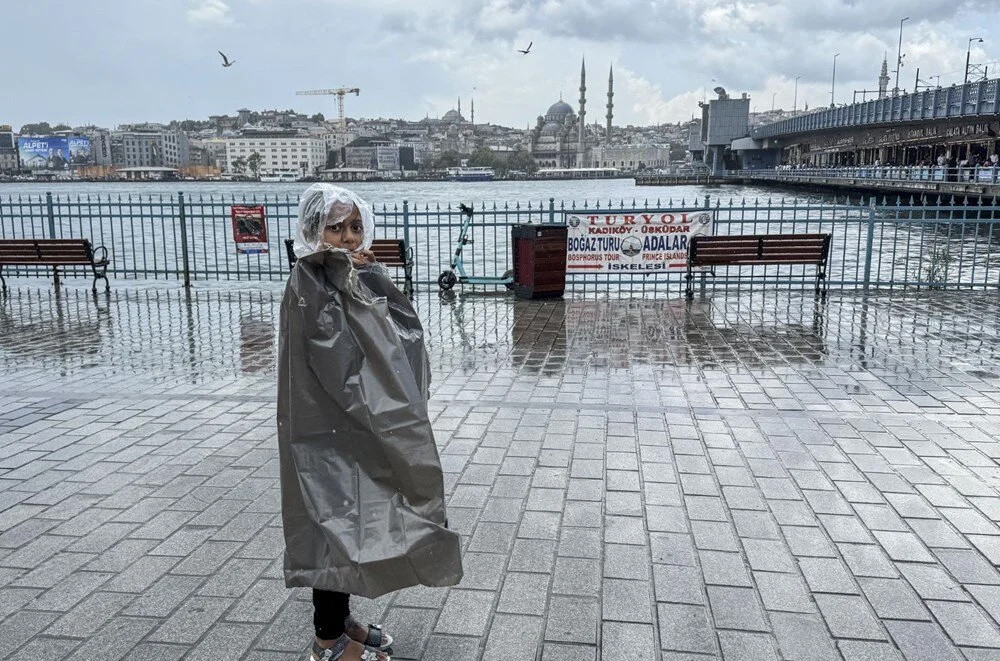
[0,239,94,264]
[690,234,831,266]
[283,238,407,268]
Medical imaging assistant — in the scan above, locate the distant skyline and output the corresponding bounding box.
[4,0,999,131]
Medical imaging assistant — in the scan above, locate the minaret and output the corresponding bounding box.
[878,55,889,99]
[606,65,614,141]
[471,97,475,126]
[578,57,587,166]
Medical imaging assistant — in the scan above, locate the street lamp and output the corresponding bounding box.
[831,53,840,108]
[794,75,802,112]
[894,16,909,94]
[965,37,984,84]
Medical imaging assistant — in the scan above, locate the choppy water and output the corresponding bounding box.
[0,178,832,208]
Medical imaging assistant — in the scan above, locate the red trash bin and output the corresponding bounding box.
[511,224,568,299]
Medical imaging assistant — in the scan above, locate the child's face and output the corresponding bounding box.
[323,206,364,251]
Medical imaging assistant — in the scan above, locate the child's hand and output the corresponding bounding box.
[350,250,375,267]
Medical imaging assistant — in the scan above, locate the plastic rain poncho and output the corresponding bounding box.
[277,185,463,598]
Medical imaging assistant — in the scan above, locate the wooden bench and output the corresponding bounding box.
[0,238,110,293]
[284,238,413,295]
[686,234,831,298]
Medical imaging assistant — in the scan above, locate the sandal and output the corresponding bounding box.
[311,635,390,661]
[347,618,394,650]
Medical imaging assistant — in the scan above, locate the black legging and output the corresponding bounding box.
[313,590,351,639]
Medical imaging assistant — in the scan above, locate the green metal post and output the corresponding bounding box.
[548,197,555,224]
[45,192,56,238]
[178,192,191,288]
[863,197,876,292]
[700,194,711,295]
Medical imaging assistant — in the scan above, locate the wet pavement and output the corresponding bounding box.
[2,282,1000,660]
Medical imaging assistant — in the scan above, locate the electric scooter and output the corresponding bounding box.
[437,204,514,291]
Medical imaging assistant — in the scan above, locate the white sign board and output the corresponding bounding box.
[565,210,714,273]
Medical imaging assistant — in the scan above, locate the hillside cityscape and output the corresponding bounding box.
[0,59,805,183]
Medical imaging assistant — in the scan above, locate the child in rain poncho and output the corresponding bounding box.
[277,185,463,661]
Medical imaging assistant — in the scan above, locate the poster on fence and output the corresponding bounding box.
[231,205,269,255]
[564,210,714,272]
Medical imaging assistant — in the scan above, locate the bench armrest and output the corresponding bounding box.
[93,245,109,264]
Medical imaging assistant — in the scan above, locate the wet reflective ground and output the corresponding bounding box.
[2,284,1000,660]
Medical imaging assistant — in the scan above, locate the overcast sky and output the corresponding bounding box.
[4,0,999,131]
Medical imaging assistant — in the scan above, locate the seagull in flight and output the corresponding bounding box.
[517,41,532,55]
[218,51,236,67]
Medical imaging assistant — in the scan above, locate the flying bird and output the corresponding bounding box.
[218,51,236,67]
[459,203,474,216]
[517,41,532,55]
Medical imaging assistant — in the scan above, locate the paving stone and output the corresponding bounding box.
[700,551,752,587]
[147,595,234,644]
[0,610,58,659]
[45,591,136,638]
[600,622,655,661]
[70,616,158,661]
[770,612,840,661]
[422,635,484,661]
[483,614,544,661]
[884,621,963,661]
[186,622,262,661]
[755,570,816,613]
[707,586,768,632]
[657,603,717,655]
[545,596,598,644]
[857,577,930,620]
[798,557,860,595]
[814,593,886,640]
[434,589,495,636]
[718,631,781,661]
[601,578,653,623]
[926,600,1000,648]
[498,572,551,615]
[837,640,902,661]
[653,564,706,605]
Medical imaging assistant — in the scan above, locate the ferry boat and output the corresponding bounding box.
[446,166,494,182]
[260,169,303,182]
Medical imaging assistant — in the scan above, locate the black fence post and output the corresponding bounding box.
[178,192,191,288]
[863,197,876,292]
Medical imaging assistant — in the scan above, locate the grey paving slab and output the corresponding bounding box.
[4,288,1000,659]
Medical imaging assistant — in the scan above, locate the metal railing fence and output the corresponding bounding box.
[2,192,1000,295]
[729,166,1000,185]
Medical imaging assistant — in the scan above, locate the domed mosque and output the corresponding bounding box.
[530,58,613,169]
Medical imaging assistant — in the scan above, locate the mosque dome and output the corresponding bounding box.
[545,100,574,121]
[540,121,563,136]
[442,109,464,122]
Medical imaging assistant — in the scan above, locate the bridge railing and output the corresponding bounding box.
[728,166,1000,186]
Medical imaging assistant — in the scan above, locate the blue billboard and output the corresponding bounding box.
[68,137,91,165]
[17,136,89,170]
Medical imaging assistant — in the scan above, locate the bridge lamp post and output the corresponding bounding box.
[831,53,840,108]
[894,16,909,94]
[794,75,801,112]
[965,37,984,84]
[771,92,777,112]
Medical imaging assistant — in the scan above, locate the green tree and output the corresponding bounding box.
[310,113,326,123]
[433,151,461,169]
[232,156,248,175]
[468,147,498,169]
[19,122,52,135]
[247,151,263,178]
[52,124,71,132]
[505,149,537,174]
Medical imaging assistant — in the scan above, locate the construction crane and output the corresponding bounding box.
[295,87,360,130]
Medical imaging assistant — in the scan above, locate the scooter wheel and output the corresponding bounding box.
[438,270,458,291]
[502,269,515,290]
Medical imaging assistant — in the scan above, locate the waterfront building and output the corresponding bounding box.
[224,130,326,175]
[115,124,191,169]
[0,125,17,174]
[588,144,671,170]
